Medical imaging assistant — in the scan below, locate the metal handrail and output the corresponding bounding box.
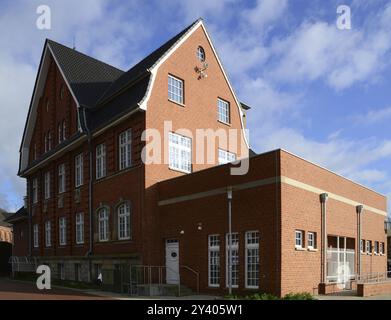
[356,271,391,284]
[181,265,200,295]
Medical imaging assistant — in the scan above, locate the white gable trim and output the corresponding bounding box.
[20,42,81,174]
[138,20,249,148]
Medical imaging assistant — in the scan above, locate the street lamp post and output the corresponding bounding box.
[227,187,233,295]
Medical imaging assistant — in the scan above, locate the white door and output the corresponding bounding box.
[166,239,179,284]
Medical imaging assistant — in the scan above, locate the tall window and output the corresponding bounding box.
[360,239,365,253]
[60,84,64,100]
[118,203,131,240]
[295,230,304,248]
[168,75,184,104]
[374,241,379,254]
[33,224,39,248]
[246,231,260,289]
[208,235,220,287]
[197,46,206,62]
[218,149,236,165]
[75,213,84,244]
[98,208,109,242]
[48,131,52,151]
[96,144,107,179]
[218,98,230,124]
[45,221,51,247]
[366,240,372,254]
[169,132,192,173]
[119,130,132,170]
[58,263,65,280]
[308,232,316,249]
[75,153,83,187]
[62,120,66,140]
[59,217,66,246]
[226,233,239,288]
[380,242,385,255]
[44,171,50,200]
[58,123,62,144]
[32,178,38,204]
[58,164,66,193]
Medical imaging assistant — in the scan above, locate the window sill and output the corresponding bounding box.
[168,99,185,108]
[168,166,192,175]
[307,248,318,252]
[295,246,306,251]
[217,120,231,127]
[208,285,220,289]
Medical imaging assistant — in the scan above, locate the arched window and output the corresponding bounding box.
[98,208,109,242]
[118,203,131,240]
[197,46,205,62]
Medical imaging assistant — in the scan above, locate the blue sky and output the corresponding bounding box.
[0,0,390,212]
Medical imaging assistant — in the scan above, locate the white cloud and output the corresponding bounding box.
[352,106,391,125]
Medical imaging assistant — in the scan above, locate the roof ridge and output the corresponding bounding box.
[47,39,125,74]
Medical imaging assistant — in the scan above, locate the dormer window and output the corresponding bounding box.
[197,46,205,62]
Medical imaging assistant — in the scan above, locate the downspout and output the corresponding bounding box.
[82,107,94,282]
[320,193,329,284]
[356,205,364,279]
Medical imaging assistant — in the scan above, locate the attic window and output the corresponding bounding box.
[197,46,205,62]
[60,85,64,100]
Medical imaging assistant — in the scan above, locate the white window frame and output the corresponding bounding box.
[118,203,131,240]
[44,171,50,200]
[168,75,184,104]
[218,149,236,165]
[59,217,66,246]
[33,224,39,248]
[307,232,316,249]
[197,46,206,62]
[360,239,364,253]
[45,221,52,247]
[380,242,385,255]
[168,132,192,173]
[58,164,66,194]
[245,231,260,289]
[75,213,84,244]
[217,98,230,124]
[32,178,38,204]
[96,143,107,179]
[75,153,83,188]
[119,130,132,170]
[226,233,239,288]
[98,208,109,242]
[295,230,303,248]
[208,235,220,287]
[366,240,371,254]
[374,241,379,255]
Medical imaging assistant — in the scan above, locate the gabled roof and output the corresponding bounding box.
[0,209,12,227]
[3,207,28,224]
[47,40,125,108]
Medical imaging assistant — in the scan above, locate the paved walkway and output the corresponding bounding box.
[316,294,391,300]
[0,278,111,300]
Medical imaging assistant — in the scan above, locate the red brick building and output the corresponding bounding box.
[11,19,388,296]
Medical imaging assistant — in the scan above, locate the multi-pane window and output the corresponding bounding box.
[98,208,109,242]
[360,239,364,253]
[32,178,38,204]
[44,171,50,200]
[75,153,83,187]
[58,263,65,280]
[45,221,51,247]
[59,217,66,246]
[197,46,206,62]
[169,132,192,173]
[33,224,39,248]
[119,130,132,170]
[374,241,379,255]
[168,75,184,104]
[308,232,316,249]
[58,164,66,193]
[380,242,385,255]
[295,230,303,248]
[246,231,260,289]
[218,149,236,165]
[208,235,220,287]
[218,98,230,124]
[75,213,84,244]
[96,144,107,179]
[118,203,131,240]
[366,240,372,254]
[226,233,239,288]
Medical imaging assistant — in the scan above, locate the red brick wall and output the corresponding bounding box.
[9,220,29,257]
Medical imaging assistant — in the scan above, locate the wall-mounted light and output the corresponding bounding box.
[180,230,185,235]
[197,223,203,231]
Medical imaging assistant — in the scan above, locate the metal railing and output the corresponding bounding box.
[8,256,37,273]
[180,265,200,295]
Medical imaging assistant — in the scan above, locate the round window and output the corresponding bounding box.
[197,46,205,62]
[171,252,177,258]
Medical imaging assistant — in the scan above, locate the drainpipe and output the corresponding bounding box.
[356,205,364,278]
[82,107,94,282]
[320,193,329,284]
[227,187,233,295]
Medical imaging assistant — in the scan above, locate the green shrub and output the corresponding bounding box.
[282,292,315,300]
[225,292,315,300]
